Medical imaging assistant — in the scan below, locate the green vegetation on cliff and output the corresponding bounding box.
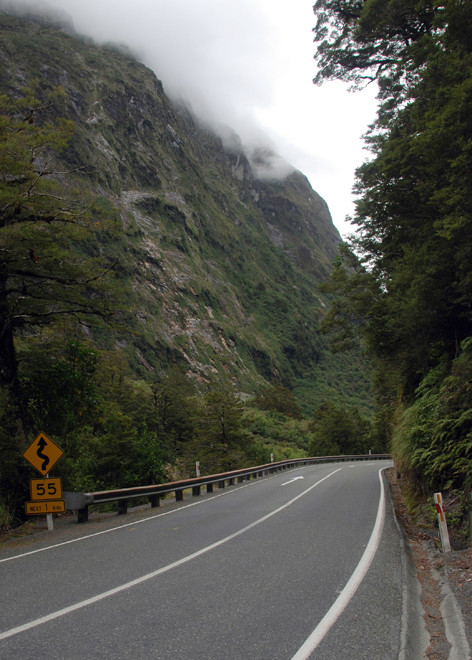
[314,0,472,496]
[0,9,377,529]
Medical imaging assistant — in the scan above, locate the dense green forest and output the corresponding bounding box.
[314,1,472,498]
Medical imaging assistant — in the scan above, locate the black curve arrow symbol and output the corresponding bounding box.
[36,437,50,472]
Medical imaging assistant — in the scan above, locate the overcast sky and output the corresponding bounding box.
[13,0,379,237]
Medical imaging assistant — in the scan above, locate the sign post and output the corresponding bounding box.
[23,432,65,531]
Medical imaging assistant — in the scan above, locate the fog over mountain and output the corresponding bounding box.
[4,0,378,235]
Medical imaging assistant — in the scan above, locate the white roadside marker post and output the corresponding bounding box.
[196,461,201,477]
[434,492,451,553]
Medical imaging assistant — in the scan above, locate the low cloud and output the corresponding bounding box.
[246,147,295,182]
[5,0,379,232]
[7,0,299,182]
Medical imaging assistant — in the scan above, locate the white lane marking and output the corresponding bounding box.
[1,463,389,564]
[282,476,305,486]
[291,468,387,660]
[0,470,284,564]
[0,468,342,642]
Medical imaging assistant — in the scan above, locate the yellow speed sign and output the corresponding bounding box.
[30,478,63,501]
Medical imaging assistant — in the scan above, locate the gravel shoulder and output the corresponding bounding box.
[386,468,472,659]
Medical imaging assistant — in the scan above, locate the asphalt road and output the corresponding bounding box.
[0,460,416,659]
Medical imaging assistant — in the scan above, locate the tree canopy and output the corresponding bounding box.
[0,88,118,420]
[315,0,472,490]
[0,87,123,521]
[313,0,443,91]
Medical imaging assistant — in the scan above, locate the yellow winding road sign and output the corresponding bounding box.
[22,432,63,476]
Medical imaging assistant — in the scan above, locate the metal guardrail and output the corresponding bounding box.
[64,454,391,523]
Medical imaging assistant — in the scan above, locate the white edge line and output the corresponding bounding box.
[290,467,387,660]
[0,468,342,642]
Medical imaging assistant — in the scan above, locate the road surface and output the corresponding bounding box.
[0,460,417,659]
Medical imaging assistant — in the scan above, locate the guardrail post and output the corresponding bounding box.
[65,492,93,523]
[207,483,213,493]
[218,480,225,489]
[77,506,88,523]
[192,485,201,496]
[175,490,183,502]
[117,500,128,515]
[149,495,160,508]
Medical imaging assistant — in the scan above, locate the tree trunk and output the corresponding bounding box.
[0,276,26,440]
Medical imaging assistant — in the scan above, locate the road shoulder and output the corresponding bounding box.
[386,468,472,660]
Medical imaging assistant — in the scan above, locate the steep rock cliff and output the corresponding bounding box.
[0,9,371,409]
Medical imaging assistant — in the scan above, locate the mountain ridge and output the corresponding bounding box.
[0,9,373,413]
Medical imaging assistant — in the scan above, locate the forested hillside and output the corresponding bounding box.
[0,8,379,529]
[314,1,472,499]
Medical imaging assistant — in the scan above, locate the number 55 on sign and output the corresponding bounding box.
[30,478,63,501]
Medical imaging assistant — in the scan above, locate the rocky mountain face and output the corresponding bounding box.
[0,9,370,410]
